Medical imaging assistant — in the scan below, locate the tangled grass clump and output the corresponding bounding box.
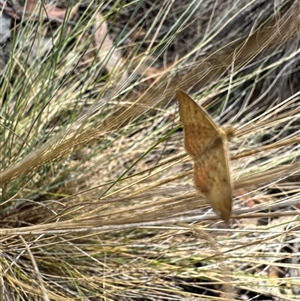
[1,0,300,300]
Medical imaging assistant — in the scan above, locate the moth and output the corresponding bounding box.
[176,90,233,222]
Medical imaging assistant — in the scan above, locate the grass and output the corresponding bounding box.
[1,0,300,300]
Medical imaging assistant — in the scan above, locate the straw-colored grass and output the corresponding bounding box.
[1,0,300,300]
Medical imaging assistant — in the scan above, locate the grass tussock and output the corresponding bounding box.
[1,0,300,300]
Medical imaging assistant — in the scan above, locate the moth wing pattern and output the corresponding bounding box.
[176,90,232,222]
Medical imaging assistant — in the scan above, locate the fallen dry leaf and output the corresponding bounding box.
[176,90,232,222]
[0,1,78,21]
[94,13,128,88]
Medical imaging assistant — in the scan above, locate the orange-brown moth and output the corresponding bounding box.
[176,90,232,222]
